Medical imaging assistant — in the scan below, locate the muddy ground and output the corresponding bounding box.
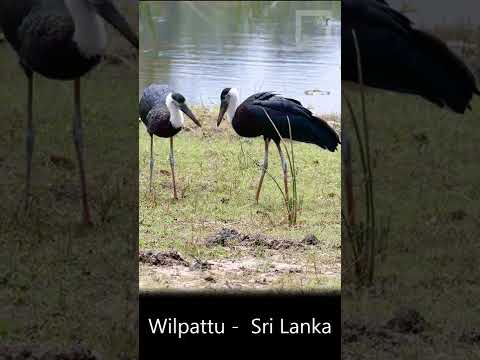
[139,107,341,291]
[139,228,340,290]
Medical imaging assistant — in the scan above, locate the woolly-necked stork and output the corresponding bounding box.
[0,0,138,225]
[217,88,340,203]
[139,84,201,199]
[342,0,479,112]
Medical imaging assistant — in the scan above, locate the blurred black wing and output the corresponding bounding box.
[250,94,340,151]
[342,0,479,113]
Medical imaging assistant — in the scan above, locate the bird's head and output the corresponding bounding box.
[167,93,201,127]
[217,87,239,126]
[66,0,139,49]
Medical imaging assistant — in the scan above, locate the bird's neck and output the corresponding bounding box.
[166,94,184,129]
[226,92,240,123]
[64,0,107,58]
[169,108,184,129]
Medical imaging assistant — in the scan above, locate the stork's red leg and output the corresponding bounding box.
[25,71,34,211]
[255,138,270,203]
[73,79,92,225]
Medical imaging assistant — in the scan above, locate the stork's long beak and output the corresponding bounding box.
[217,100,228,127]
[92,0,139,49]
[179,104,201,127]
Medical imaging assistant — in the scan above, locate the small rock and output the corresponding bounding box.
[450,210,467,221]
[205,228,241,246]
[385,307,427,334]
[302,234,319,245]
[190,258,211,271]
[139,250,189,267]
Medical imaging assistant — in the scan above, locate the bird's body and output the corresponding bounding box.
[139,85,183,138]
[0,0,137,79]
[217,88,339,203]
[342,0,479,113]
[230,91,339,151]
[139,84,200,197]
[0,0,138,224]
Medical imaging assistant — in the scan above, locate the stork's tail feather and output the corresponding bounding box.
[412,30,479,113]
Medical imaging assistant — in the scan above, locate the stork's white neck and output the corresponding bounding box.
[64,0,107,58]
[226,88,240,123]
[166,93,184,128]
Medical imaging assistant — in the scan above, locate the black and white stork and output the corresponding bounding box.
[342,0,479,112]
[0,0,138,225]
[139,84,201,199]
[217,88,340,203]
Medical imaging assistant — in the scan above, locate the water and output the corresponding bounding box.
[139,1,340,115]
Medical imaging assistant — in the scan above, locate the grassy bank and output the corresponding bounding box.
[139,107,341,290]
[342,86,480,359]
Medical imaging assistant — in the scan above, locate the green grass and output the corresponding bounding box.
[342,85,480,359]
[139,107,341,290]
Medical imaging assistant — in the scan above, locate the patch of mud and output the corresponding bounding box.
[450,209,467,221]
[343,308,429,347]
[0,344,99,360]
[49,154,75,171]
[139,255,339,290]
[343,320,413,353]
[205,228,241,246]
[302,234,319,245]
[385,307,427,334]
[205,228,316,250]
[139,250,189,267]
[189,258,212,271]
[140,257,300,290]
[459,329,480,344]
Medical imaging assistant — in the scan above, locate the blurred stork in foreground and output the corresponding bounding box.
[217,88,340,203]
[342,0,479,238]
[139,84,201,199]
[0,0,138,225]
[342,0,479,112]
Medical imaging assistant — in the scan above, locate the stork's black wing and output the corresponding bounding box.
[342,0,479,113]
[0,1,33,52]
[342,0,411,34]
[139,84,171,127]
[249,95,340,151]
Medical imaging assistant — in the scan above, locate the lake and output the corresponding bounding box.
[139,1,340,115]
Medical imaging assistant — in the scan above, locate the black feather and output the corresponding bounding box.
[231,92,340,152]
[342,0,479,113]
[220,88,231,100]
[172,93,185,103]
[139,84,183,138]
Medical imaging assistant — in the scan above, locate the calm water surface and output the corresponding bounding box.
[140,2,340,114]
